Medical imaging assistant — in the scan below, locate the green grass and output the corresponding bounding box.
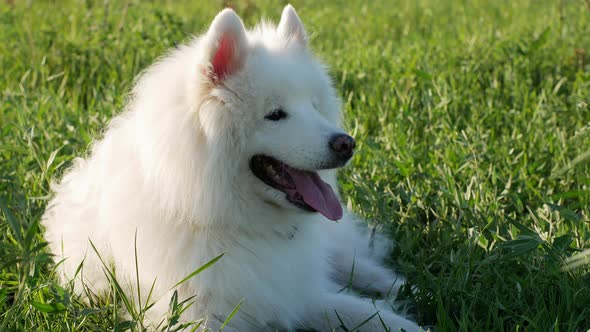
[1,0,590,330]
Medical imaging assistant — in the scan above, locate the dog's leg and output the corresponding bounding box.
[302,292,421,332]
[330,253,405,297]
[324,215,405,296]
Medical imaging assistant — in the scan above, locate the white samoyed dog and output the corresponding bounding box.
[42,5,421,332]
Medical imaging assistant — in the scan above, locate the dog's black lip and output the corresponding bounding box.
[250,154,316,212]
[249,155,295,191]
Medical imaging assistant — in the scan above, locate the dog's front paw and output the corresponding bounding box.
[303,293,421,332]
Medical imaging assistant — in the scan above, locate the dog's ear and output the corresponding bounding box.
[277,5,307,46]
[205,8,248,82]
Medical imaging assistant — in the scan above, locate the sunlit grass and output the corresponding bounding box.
[1,0,590,330]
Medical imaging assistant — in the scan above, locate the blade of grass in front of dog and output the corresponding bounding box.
[165,293,198,330]
[174,294,196,317]
[189,319,205,332]
[334,310,350,332]
[348,311,380,331]
[338,251,356,293]
[145,277,158,313]
[385,276,400,299]
[89,239,137,319]
[218,298,244,331]
[171,253,224,289]
[133,230,143,323]
[377,313,391,332]
[166,290,179,329]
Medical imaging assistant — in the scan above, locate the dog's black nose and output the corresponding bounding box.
[329,134,356,161]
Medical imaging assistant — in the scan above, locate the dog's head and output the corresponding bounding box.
[196,6,354,221]
[136,6,354,222]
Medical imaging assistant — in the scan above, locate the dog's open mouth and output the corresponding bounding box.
[250,155,342,221]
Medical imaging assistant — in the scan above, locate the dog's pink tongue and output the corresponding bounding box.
[287,169,343,221]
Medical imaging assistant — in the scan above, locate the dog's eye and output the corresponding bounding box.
[264,109,288,121]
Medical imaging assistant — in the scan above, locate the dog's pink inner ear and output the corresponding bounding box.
[212,35,235,80]
[205,8,247,83]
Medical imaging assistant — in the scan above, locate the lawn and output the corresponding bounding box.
[1,0,590,331]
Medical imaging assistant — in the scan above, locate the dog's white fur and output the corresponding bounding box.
[42,6,420,331]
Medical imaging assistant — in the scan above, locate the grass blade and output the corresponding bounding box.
[171,253,224,289]
[218,298,244,331]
